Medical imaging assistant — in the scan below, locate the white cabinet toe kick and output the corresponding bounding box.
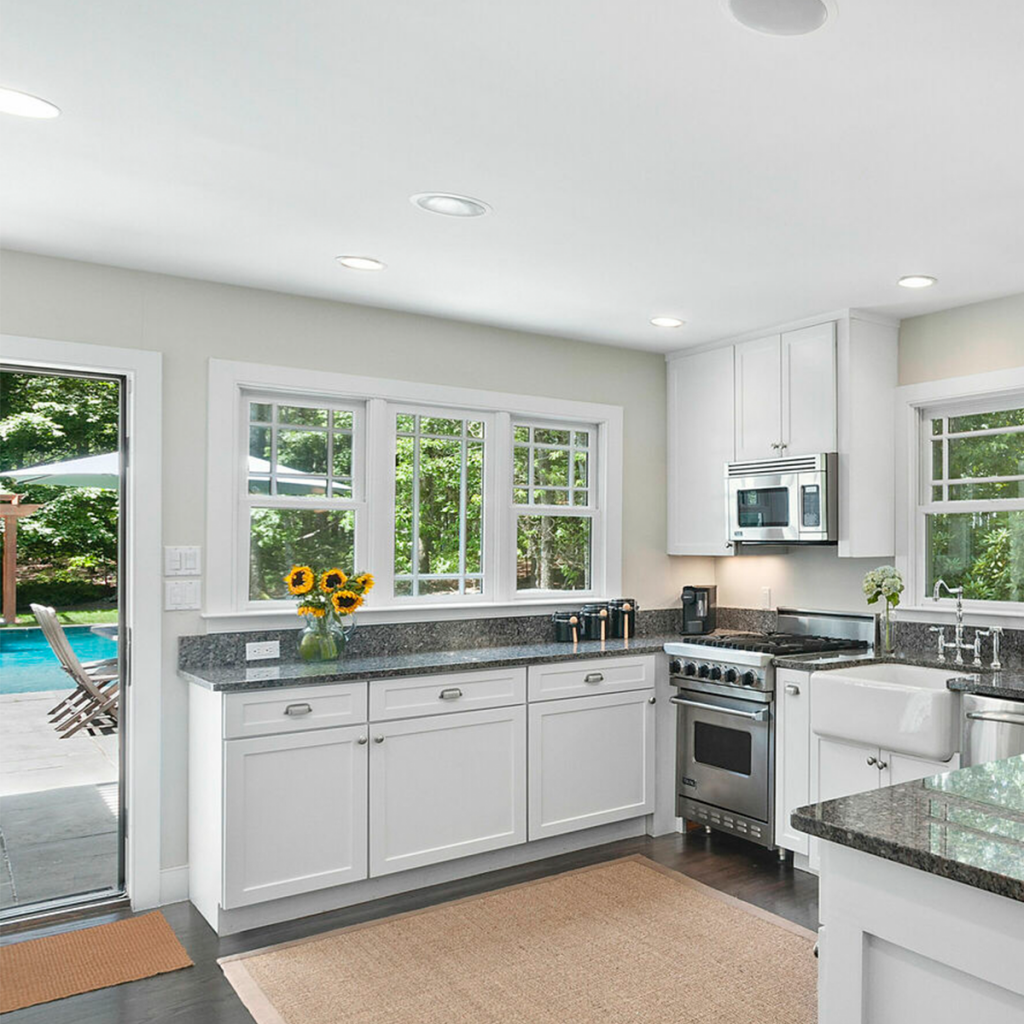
[188,654,665,934]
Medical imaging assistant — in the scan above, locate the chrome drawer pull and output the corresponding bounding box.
[784,683,800,695]
[284,703,312,716]
[669,696,769,721]
[439,687,463,700]
[584,672,604,683]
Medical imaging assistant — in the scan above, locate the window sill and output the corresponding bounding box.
[201,596,604,634]
[898,604,1024,630]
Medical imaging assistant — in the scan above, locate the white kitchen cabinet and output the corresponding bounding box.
[369,705,526,877]
[222,723,368,908]
[815,735,882,804]
[781,322,836,454]
[528,655,655,702]
[735,335,782,461]
[666,345,736,555]
[528,688,655,840]
[884,750,959,786]
[774,668,812,855]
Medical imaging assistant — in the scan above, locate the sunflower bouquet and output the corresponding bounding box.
[284,565,375,660]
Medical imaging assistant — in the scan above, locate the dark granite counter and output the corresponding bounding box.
[180,634,677,692]
[792,755,1024,902]
[946,669,1024,700]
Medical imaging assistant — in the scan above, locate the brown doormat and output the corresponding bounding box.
[220,855,817,1024]
[0,910,193,1013]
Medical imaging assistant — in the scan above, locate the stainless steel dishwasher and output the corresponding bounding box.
[961,692,1024,766]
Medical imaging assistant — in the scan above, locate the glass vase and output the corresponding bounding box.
[881,605,897,656]
[298,614,355,661]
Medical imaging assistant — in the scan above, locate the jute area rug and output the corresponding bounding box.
[220,855,817,1024]
[0,910,193,1013]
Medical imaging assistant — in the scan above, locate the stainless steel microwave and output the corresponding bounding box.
[726,452,838,544]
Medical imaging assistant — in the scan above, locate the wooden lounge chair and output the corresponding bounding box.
[30,604,119,737]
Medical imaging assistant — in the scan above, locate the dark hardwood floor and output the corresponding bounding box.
[0,831,818,1023]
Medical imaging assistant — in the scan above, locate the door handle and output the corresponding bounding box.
[669,696,769,721]
[284,703,312,716]
[966,712,1024,725]
[439,687,463,700]
[584,672,604,683]
[784,683,800,695]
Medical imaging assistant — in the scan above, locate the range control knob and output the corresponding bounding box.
[683,662,697,677]
[722,667,738,684]
[708,665,722,680]
[669,659,682,675]
[697,664,711,678]
[740,671,757,687]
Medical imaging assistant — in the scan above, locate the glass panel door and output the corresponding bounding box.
[0,366,126,918]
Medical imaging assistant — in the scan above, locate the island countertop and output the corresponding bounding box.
[179,634,678,692]
[792,754,1024,903]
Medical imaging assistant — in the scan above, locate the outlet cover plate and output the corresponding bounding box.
[246,640,280,661]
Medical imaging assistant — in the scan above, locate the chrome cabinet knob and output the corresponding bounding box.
[357,735,368,745]
[876,759,888,770]
[866,756,877,766]
[648,696,656,704]
[374,735,385,744]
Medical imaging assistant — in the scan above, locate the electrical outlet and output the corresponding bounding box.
[761,586,772,610]
[246,640,280,661]
[246,665,281,682]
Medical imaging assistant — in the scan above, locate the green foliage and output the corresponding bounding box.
[0,372,120,589]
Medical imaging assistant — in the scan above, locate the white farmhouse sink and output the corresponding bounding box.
[810,664,961,762]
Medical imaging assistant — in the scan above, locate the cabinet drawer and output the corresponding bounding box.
[370,667,526,721]
[224,682,367,739]
[528,656,655,702]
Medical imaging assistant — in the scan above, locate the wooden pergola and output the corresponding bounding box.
[1,493,41,625]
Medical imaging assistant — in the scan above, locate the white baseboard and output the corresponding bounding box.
[159,865,190,905]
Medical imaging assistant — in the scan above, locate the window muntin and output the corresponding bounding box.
[922,401,1024,604]
[513,421,597,593]
[394,411,485,598]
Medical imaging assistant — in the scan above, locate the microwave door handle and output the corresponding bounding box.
[669,696,769,721]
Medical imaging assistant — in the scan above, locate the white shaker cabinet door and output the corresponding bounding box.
[781,321,837,455]
[369,706,526,877]
[734,334,782,461]
[883,749,960,787]
[223,724,368,908]
[666,345,736,555]
[775,669,812,855]
[528,689,655,841]
[814,735,881,804]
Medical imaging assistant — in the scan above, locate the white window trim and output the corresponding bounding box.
[205,359,623,629]
[895,364,1024,627]
[2,334,163,910]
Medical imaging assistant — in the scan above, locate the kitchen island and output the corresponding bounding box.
[793,755,1024,1024]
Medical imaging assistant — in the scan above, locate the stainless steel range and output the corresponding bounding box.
[664,609,873,850]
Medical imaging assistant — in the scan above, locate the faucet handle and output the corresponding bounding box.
[973,629,991,667]
[929,625,946,662]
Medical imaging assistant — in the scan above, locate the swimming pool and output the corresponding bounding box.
[0,627,118,694]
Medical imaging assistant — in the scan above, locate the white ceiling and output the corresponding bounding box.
[2,0,1023,352]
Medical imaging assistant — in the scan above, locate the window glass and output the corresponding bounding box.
[926,510,1024,602]
[516,515,591,592]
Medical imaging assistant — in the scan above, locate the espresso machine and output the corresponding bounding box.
[680,585,717,635]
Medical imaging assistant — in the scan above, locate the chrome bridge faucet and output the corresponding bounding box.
[930,579,974,665]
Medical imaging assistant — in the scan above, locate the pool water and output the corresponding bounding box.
[0,627,118,694]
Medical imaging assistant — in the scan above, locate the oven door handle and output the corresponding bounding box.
[670,696,769,721]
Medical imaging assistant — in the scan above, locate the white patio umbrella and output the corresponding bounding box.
[3,452,311,489]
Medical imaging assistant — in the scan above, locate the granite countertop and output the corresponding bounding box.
[180,634,679,692]
[792,755,1024,902]
[946,669,1024,700]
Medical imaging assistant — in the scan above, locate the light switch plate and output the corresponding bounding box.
[165,546,202,576]
[246,640,280,661]
[164,579,201,610]
[761,586,772,609]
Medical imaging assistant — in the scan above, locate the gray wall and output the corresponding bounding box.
[0,248,713,873]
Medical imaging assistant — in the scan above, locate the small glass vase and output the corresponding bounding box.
[881,605,897,656]
[298,614,356,661]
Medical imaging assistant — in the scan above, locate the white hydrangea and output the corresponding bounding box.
[862,565,904,606]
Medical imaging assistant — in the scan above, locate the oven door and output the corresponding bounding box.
[672,688,771,821]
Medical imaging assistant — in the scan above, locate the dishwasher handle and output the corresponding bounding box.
[966,711,1024,726]
[670,696,769,721]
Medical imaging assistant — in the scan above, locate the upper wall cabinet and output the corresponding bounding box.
[667,312,898,558]
[735,323,836,461]
[667,346,735,556]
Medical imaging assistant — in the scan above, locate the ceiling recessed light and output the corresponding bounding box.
[724,0,834,36]
[650,316,685,328]
[897,275,937,289]
[0,86,60,119]
[411,192,492,218]
[336,255,386,271]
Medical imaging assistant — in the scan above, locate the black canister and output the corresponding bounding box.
[608,598,638,639]
[551,610,582,643]
[580,603,610,641]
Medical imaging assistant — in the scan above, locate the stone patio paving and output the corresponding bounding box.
[0,689,120,913]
